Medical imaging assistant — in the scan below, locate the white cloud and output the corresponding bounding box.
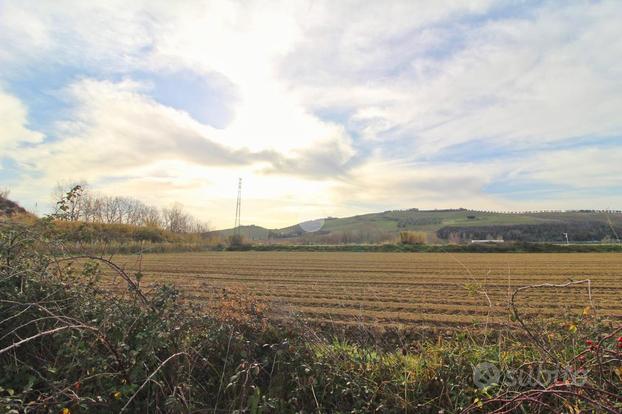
[516,147,622,189]
[286,1,622,155]
[0,2,52,68]
[330,145,622,215]
[2,1,358,226]
[0,89,43,153]
[13,79,249,178]
[332,157,505,211]
[1,1,621,226]
[6,77,354,225]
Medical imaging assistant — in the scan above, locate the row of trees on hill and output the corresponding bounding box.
[53,183,208,233]
[437,222,621,243]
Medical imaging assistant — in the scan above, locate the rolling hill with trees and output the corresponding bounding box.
[4,186,621,246]
[211,208,622,244]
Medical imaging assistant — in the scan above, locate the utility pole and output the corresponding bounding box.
[234,178,242,237]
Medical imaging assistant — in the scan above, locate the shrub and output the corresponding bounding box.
[227,234,252,250]
[399,230,427,245]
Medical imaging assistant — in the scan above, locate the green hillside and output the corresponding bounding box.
[210,208,622,244]
[208,224,271,241]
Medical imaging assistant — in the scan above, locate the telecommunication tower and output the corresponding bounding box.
[234,178,242,236]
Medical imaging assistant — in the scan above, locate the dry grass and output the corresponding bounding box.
[399,230,428,244]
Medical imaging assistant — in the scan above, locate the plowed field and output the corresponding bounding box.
[103,252,622,330]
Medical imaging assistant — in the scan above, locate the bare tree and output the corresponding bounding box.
[102,196,121,223]
[142,206,162,228]
[162,203,188,233]
[161,203,209,233]
[51,182,207,233]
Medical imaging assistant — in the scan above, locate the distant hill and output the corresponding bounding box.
[209,208,622,244]
[207,225,271,241]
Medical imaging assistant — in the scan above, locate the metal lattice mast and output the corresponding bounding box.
[234,178,242,236]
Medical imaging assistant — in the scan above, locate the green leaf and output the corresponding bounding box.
[248,387,261,414]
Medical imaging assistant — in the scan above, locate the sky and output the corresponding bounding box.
[1,0,621,229]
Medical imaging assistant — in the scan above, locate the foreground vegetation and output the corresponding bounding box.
[1,218,621,413]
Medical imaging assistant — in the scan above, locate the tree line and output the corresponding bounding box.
[437,222,621,243]
[53,183,209,233]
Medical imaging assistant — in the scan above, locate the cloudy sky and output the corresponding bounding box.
[1,0,621,229]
